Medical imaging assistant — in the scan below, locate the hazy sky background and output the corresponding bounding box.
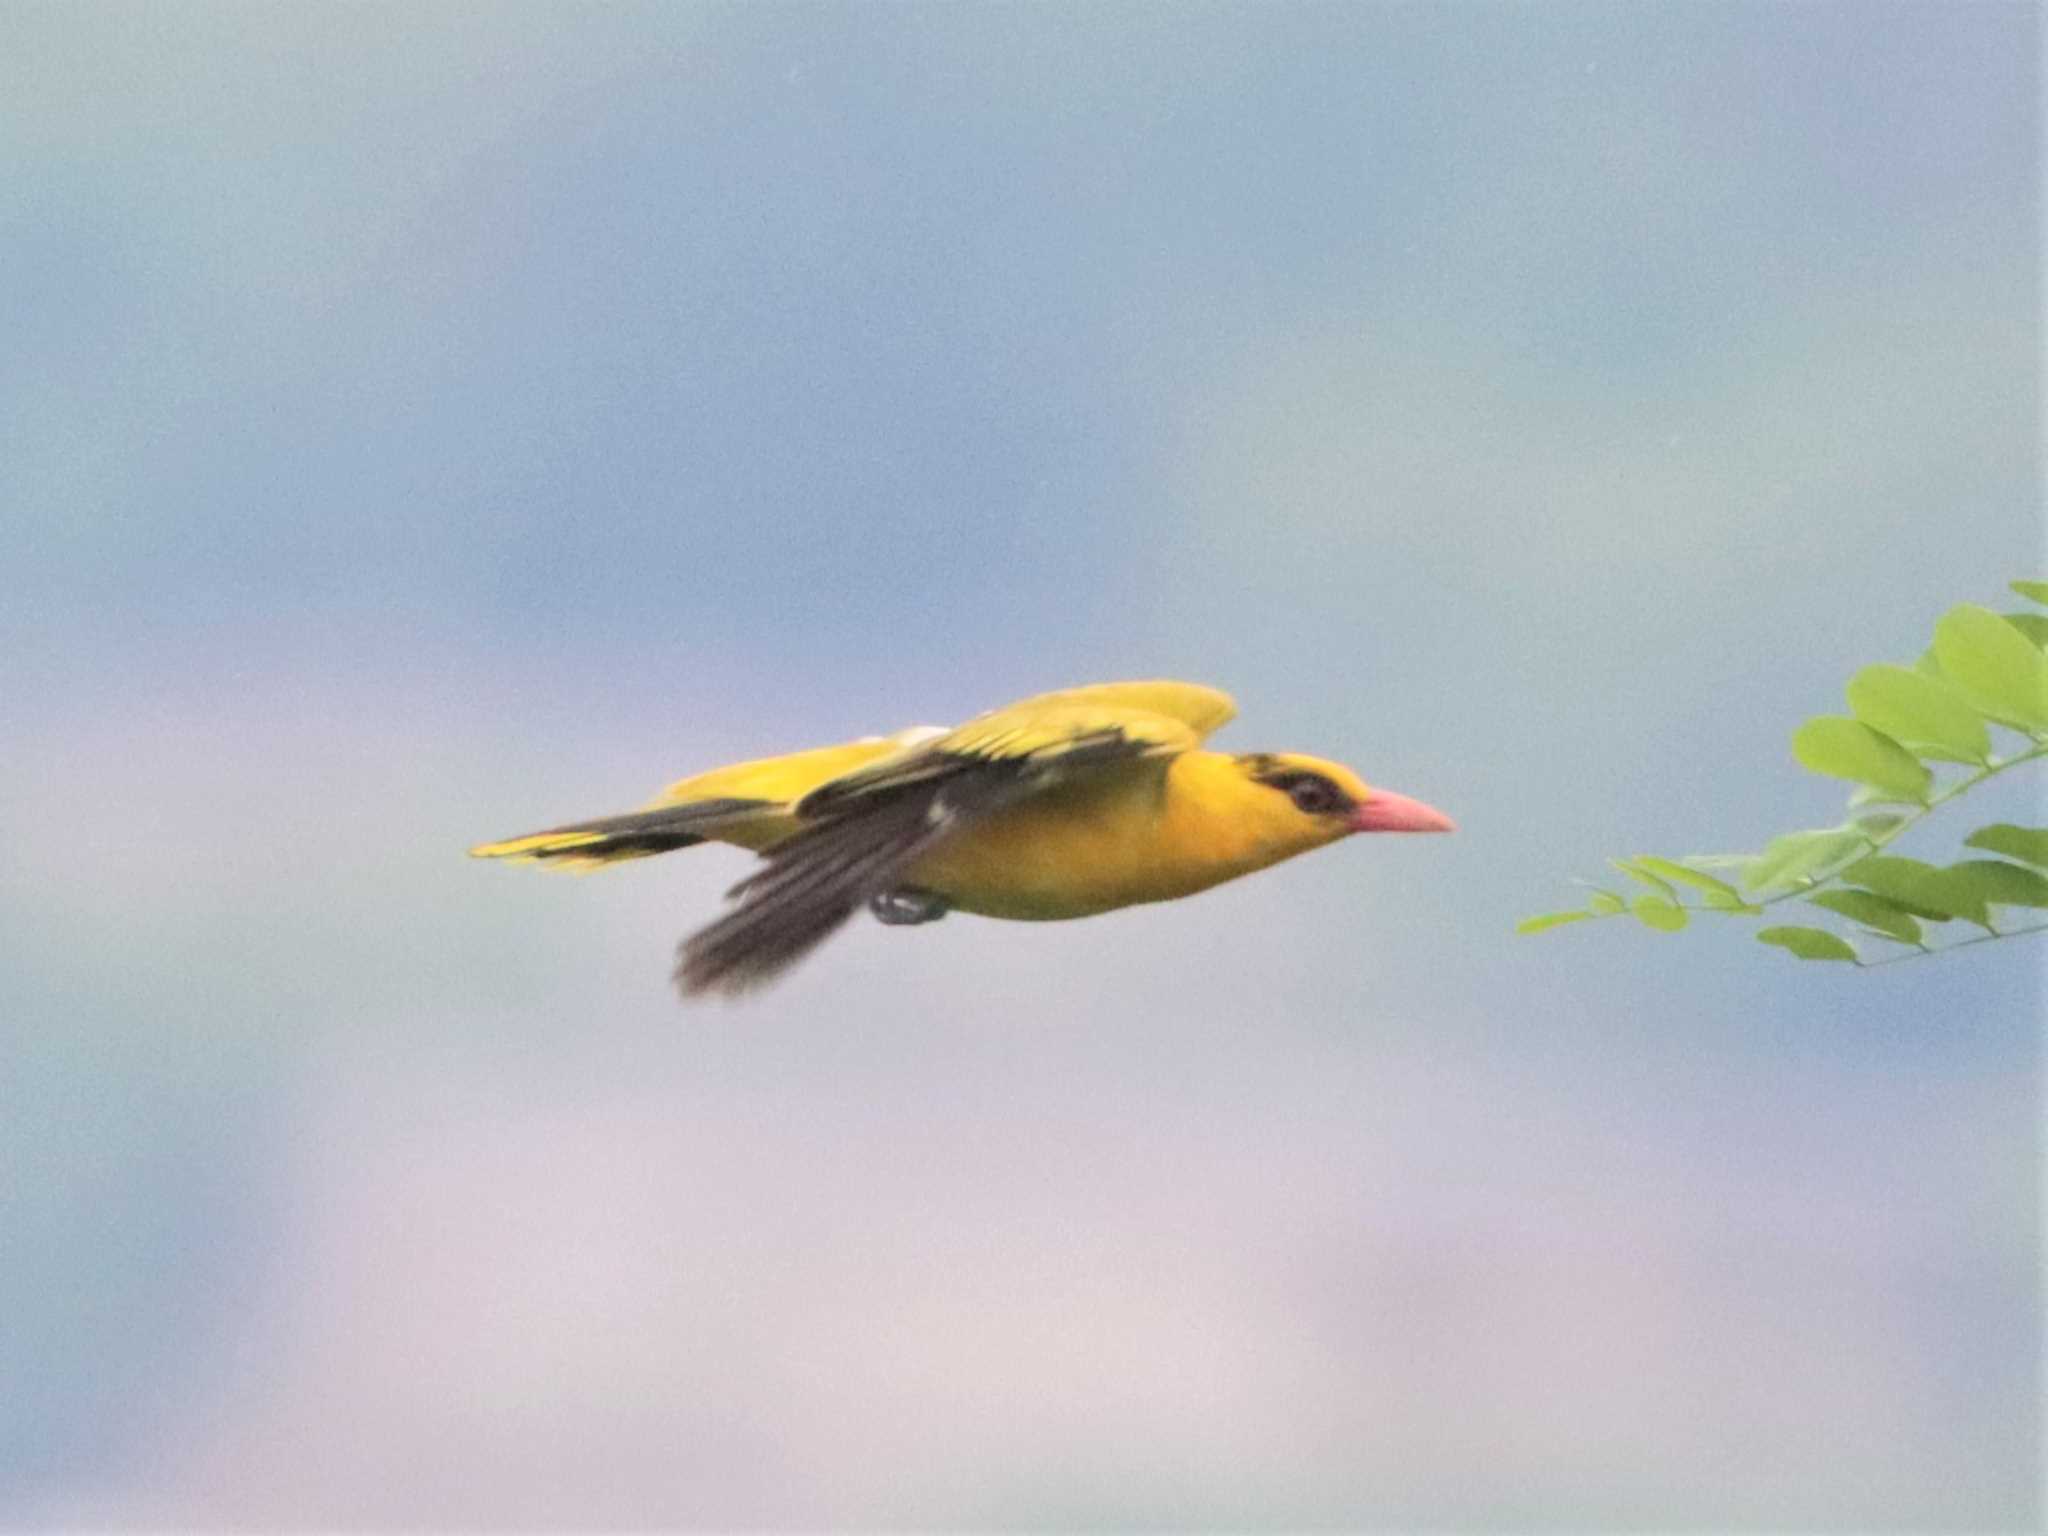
[3,1,2040,1527]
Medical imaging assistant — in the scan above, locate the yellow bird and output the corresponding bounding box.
[471,680,1453,997]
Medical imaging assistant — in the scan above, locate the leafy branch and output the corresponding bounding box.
[1520,580,2048,966]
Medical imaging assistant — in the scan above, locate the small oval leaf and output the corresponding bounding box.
[1587,890,1627,915]
[1611,858,1677,902]
[1944,859,2048,909]
[1932,604,2048,733]
[2010,579,2048,606]
[1757,926,1859,962]
[1631,896,1688,932]
[1806,889,1922,945]
[1841,856,1989,927]
[1843,664,1991,765]
[1849,808,1911,839]
[1791,717,1932,802]
[2003,612,2048,649]
[1613,860,1744,909]
[1743,827,1871,892]
[1963,824,2048,868]
[1517,910,1591,935]
[1847,784,1919,810]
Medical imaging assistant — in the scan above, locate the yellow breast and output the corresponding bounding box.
[905,752,1325,920]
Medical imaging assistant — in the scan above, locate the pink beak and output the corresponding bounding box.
[1352,788,1456,834]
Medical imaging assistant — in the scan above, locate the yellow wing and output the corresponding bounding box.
[974,680,1237,738]
[648,734,939,814]
[796,679,1235,815]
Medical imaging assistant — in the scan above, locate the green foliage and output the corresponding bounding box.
[1522,581,2048,969]
[2002,612,2048,648]
[1843,664,1989,765]
[1840,856,1987,926]
[1805,889,1922,945]
[1947,859,2048,908]
[1743,827,1869,893]
[1965,823,2048,867]
[1516,910,1592,935]
[1756,926,1859,962]
[1932,605,2048,732]
[1791,718,1931,802]
[1632,896,1688,931]
[1629,856,1753,910]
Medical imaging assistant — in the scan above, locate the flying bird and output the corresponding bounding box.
[471,680,1452,998]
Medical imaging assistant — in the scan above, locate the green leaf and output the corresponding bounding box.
[1932,604,2048,734]
[1517,910,1591,935]
[2010,579,2048,605]
[1849,808,1911,839]
[1586,890,1627,915]
[1757,926,1859,962]
[1944,859,2048,909]
[1610,858,1676,902]
[1962,823,2048,868]
[1630,856,1750,909]
[1743,826,1870,892]
[1631,896,1688,932]
[1806,889,1922,945]
[1791,717,1932,802]
[2003,612,2048,649]
[1912,647,1945,680]
[1847,784,1919,810]
[1843,664,1991,765]
[1841,856,1990,927]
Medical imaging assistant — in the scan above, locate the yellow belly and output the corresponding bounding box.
[901,761,1262,920]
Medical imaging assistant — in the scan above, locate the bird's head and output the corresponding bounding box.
[1233,752,1455,852]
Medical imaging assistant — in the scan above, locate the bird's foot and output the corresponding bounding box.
[869,887,950,926]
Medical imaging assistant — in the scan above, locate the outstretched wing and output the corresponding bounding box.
[674,680,1232,996]
[977,680,1237,738]
[793,690,1223,817]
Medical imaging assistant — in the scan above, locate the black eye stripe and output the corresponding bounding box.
[1271,772,1328,795]
[1252,767,1357,816]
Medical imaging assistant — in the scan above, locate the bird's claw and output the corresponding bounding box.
[869,887,950,926]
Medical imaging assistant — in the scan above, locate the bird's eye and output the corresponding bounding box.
[1285,775,1346,816]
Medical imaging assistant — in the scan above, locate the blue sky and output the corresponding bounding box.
[3,2,2039,1526]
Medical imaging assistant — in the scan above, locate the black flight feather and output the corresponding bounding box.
[674,728,1169,997]
[673,785,970,996]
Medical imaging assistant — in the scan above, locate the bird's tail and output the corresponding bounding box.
[469,797,773,872]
